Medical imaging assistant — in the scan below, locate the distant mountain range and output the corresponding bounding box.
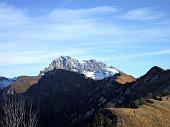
[0,77,16,88]
[2,56,121,93]
[0,56,170,127]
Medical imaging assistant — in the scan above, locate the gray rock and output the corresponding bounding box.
[40,56,119,80]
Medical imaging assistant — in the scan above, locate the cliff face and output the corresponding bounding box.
[39,56,119,80]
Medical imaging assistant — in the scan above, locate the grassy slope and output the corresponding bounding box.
[9,76,41,93]
[115,73,136,84]
[108,96,170,127]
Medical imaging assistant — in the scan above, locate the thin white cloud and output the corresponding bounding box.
[50,6,118,21]
[0,3,30,25]
[0,4,121,42]
[57,0,74,9]
[0,3,170,68]
[0,3,169,43]
[0,49,88,65]
[121,7,166,21]
[112,49,170,61]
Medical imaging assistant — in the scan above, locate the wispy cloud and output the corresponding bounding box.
[0,4,169,44]
[50,6,118,21]
[0,3,170,77]
[112,49,170,61]
[0,3,29,25]
[0,4,121,42]
[57,0,74,9]
[0,49,88,65]
[121,7,166,21]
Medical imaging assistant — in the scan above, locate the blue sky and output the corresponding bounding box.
[0,0,170,78]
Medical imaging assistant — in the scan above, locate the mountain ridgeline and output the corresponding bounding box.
[27,69,126,127]
[0,56,170,127]
[39,56,119,80]
[0,77,16,88]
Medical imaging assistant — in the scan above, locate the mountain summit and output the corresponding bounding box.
[40,56,119,80]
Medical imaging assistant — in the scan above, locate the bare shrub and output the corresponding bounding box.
[0,93,39,127]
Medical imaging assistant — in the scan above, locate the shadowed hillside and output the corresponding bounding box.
[0,66,170,127]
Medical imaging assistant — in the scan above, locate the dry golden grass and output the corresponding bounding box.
[115,73,136,84]
[108,96,170,127]
[9,76,41,93]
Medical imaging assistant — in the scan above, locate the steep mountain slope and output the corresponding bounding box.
[119,66,170,106]
[0,77,15,88]
[99,96,170,127]
[90,66,170,127]
[1,60,169,127]
[40,56,119,80]
[27,68,134,127]
[26,66,170,127]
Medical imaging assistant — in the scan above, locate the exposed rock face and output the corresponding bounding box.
[40,56,119,80]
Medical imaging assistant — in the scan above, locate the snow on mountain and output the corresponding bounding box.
[40,56,119,80]
[0,77,16,88]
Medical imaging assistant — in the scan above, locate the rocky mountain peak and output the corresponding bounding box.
[49,56,80,70]
[39,56,119,80]
[148,66,164,74]
[142,66,164,81]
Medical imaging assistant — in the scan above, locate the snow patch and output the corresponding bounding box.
[106,68,119,74]
[40,56,120,80]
